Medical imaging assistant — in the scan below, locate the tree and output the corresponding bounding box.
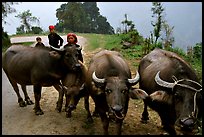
[161,21,174,49]
[56,2,114,34]
[2,2,19,48]
[193,42,202,59]
[121,14,136,34]
[151,2,165,45]
[82,2,99,32]
[96,15,114,34]
[56,2,88,32]
[15,10,39,33]
[16,25,25,34]
[31,26,43,34]
[121,14,128,33]
[2,2,18,24]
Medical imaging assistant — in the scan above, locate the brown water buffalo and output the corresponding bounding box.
[138,48,202,135]
[2,45,82,115]
[82,50,148,135]
[60,60,92,121]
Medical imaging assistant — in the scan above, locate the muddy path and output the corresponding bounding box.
[2,36,187,135]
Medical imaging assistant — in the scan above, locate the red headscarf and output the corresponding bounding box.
[67,33,78,43]
[49,25,55,30]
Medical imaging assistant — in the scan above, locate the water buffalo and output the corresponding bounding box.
[60,60,92,121]
[83,50,148,135]
[138,48,202,135]
[2,44,82,115]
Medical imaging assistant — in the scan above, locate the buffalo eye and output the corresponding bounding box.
[105,89,112,94]
[174,92,183,101]
[121,89,128,94]
[65,54,71,58]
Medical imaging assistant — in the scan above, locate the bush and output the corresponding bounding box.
[31,26,43,34]
[2,28,11,50]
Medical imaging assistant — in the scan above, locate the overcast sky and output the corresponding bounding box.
[2,2,202,51]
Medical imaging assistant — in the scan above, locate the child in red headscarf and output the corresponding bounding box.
[64,33,83,62]
[48,25,64,48]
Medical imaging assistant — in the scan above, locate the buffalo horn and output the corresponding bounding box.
[155,71,175,88]
[128,71,140,84]
[92,71,105,84]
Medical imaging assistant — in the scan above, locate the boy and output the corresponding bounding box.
[35,37,45,48]
[48,25,64,48]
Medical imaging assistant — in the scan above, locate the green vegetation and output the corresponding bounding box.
[56,2,114,34]
[2,42,34,52]
[80,33,202,83]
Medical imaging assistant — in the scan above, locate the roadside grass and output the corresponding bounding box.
[80,33,202,82]
[2,42,34,52]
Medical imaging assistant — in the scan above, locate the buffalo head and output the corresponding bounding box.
[50,45,81,71]
[92,71,147,120]
[153,71,202,131]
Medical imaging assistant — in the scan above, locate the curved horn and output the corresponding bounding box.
[50,45,65,51]
[92,71,105,84]
[128,71,140,84]
[155,71,175,88]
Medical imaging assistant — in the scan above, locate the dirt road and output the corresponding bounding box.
[2,36,186,135]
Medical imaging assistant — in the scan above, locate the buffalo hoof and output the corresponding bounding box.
[35,109,44,115]
[56,102,62,112]
[26,99,34,105]
[55,107,62,113]
[34,107,44,115]
[19,101,27,107]
[66,112,72,118]
[92,111,99,117]
[86,117,94,124]
[140,119,148,124]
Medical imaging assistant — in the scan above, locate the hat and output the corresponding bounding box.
[49,25,55,30]
[67,33,78,43]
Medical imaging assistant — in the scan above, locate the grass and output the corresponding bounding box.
[2,42,35,52]
[80,33,202,82]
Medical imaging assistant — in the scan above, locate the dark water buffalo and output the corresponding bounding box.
[2,45,81,115]
[83,50,148,135]
[60,60,92,119]
[138,48,202,135]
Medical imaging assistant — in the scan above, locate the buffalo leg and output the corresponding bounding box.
[65,94,72,118]
[115,120,123,135]
[84,95,93,123]
[8,78,26,107]
[53,84,64,112]
[21,85,34,105]
[33,85,44,115]
[158,111,176,135]
[99,112,109,135]
[141,100,149,123]
[92,106,99,117]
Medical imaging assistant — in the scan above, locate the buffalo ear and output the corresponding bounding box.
[49,51,61,59]
[149,90,167,102]
[129,88,148,99]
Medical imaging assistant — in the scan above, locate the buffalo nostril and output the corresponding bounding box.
[112,105,123,112]
[75,64,81,67]
[180,117,195,127]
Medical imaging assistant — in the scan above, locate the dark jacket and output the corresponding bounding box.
[64,43,83,63]
[48,32,63,48]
